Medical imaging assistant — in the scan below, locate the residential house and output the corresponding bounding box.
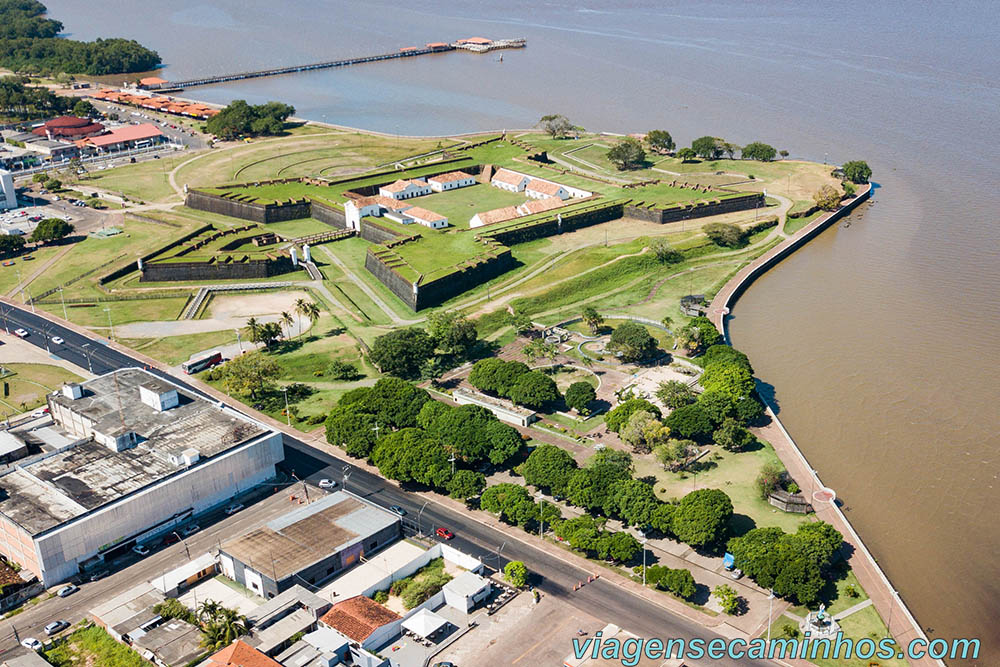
[427,171,476,192]
[490,168,529,192]
[378,179,431,200]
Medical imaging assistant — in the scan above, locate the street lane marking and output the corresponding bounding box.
[511,616,571,665]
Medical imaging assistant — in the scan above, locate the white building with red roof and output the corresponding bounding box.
[525,178,571,200]
[470,205,521,228]
[79,123,164,153]
[490,168,530,192]
[378,178,431,200]
[427,170,476,192]
[319,595,402,651]
[385,205,448,229]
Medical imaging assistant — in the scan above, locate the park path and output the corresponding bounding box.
[313,245,422,326]
[5,244,75,299]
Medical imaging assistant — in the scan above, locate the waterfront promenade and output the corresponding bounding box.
[710,184,945,667]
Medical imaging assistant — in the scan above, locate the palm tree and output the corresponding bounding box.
[661,315,673,332]
[293,298,309,338]
[197,599,222,624]
[201,607,249,650]
[303,301,321,331]
[244,317,262,348]
[280,311,294,338]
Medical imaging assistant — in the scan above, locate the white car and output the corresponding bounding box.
[179,524,199,537]
[132,543,150,556]
[20,637,43,651]
[51,336,64,345]
[224,503,243,515]
[318,479,337,489]
[44,620,69,636]
[56,584,78,597]
[13,328,28,338]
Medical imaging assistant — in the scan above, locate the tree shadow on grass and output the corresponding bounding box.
[689,582,712,606]
[728,513,757,538]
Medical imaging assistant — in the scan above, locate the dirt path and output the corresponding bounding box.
[6,244,74,299]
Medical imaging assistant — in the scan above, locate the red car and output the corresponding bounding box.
[162,533,180,546]
[435,527,454,540]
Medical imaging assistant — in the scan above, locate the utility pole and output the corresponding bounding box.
[81,343,93,373]
[59,288,68,320]
[641,537,648,586]
[341,465,352,493]
[103,307,114,340]
[282,387,290,425]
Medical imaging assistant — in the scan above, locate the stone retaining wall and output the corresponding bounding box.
[482,203,625,245]
[624,192,763,224]
[310,199,347,228]
[140,255,298,282]
[184,190,311,223]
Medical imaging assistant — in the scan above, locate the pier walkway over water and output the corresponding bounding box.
[145,38,526,91]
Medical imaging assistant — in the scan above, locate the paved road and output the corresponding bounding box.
[0,304,770,666]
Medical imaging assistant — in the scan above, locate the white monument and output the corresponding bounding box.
[0,169,17,211]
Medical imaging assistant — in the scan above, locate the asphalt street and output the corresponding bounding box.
[0,304,770,666]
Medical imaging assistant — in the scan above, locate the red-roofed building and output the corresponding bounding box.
[202,640,281,667]
[138,76,168,88]
[490,168,530,192]
[79,123,164,153]
[518,196,568,215]
[470,205,521,228]
[378,178,431,200]
[428,170,476,192]
[457,37,492,45]
[319,596,401,651]
[525,178,570,200]
[426,42,450,51]
[31,116,105,140]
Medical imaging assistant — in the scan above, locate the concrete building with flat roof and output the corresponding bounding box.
[0,169,16,210]
[0,369,283,585]
[219,491,401,599]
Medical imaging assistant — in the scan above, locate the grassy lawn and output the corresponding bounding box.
[265,217,337,238]
[405,183,529,229]
[543,365,600,391]
[787,564,870,618]
[0,363,84,413]
[45,624,149,667]
[120,329,239,366]
[52,297,191,329]
[762,604,908,667]
[0,245,64,296]
[80,152,188,203]
[636,438,812,534]
[784,209,824,235]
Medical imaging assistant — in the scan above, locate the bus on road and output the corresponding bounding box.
[181,351,222,375]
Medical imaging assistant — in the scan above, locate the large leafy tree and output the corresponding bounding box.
[564,381,596,414]
[841,160,872,184]
[702,345,753,373]
[538,113,573,138]
[703,222,744,248]
[606,322,657,362]
[371,427,451,489]
[608,479,659,527]
[663,404,713,440]
[29,217,73,244]
[700,362,755,401]
[522,444,578,495]
[220,352,280,399]
[691,136,723,159]
[567,450,634,514]
[605,398,661,432]
[427,310,478,357]
[324,403,378,458]
[481,483,536,524]
[206,99,295,139]
[813,184,841,211]
[645,129,675,153]
[446,470,486,500]
[696,389,736,426]
[671,488,733,548]
[713,417,755,452]
[468,358,529,397]
[508,371,560,410]
[0,235,25,257]
[619,409,670,454]
[741,142,777,161]
[606,137,646,170]
[370,327,435,379]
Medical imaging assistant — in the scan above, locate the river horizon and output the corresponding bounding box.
[44,0,1000,662]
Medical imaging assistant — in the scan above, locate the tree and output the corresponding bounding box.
[703,222,744,247]
[702,344,753,373]
[741,142,777,161]
[755,461,785,500]
[700,362,755,401]
[252,321,283,349]
[509,310,534,336]
[649,502,677,535]
[538,114,573,138]
[676,147,697,162]
[504,561,528,588]
[645,129,675,153]
[813,184,841,212]
[29,217,73,243]
[696,389,736,426]
[481,483,534,524]
[447,470,486,500]
[664,404,713,440]
[364,377,430,428]
[521,337,558,365]
[0,235,25,257]
[522,444,578,495]
[564,381,596,414]
[656,380,696,409]
[671,488,733,548]
[370,327,434,378]
[691,136,723,159]
[606,322,657,362]
[841,160,872,184]
[201,607,250,651]
[220,352,280,399]
[485,420,524,465]
[154,598,196,624]
[581,306,604,333]
[371,428,451,488]
[713,417,754,452]
[713,584,740,614]
[650,238,683,263]
[606,137,646,170]
[619,409,670,454]
[279,311,294,338]
[779,150,789,159]
[326,359,362,381]
[509,371,560,410]
[653,439,693,469]
[554,515,605,553]
[206,99,294,139]
[735,395,766,424]
[297,300,320,336]
[676,316,722,354]
[468,358,508,395]
[601,532,641,563]
[609,478,658,526]
[325,403,379,458]
[427,310,478,357]
[605,398,661,432]
[71,98,97,118]
[661,568,697,599]
[428,404,494,463]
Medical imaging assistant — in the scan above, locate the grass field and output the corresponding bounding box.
[636,437,812,534]
[784,209,824,235]
[81,153,188,203]
[120,330,239,366]
[0,363,84,413]
[45,624,149,667]
[406,183,529,229]
[265,217,337,238]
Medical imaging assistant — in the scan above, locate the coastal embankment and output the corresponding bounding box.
[710,185,943,667]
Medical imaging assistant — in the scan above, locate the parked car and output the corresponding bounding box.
[44,620,69,636]
[20,637,43,651]
[51,336,64,345]
[730,568,744,580]
[132,543,150,556]
[432,662,456,667]
[56,584,78,597]
[318,479,337,489]
[88,570,108,582]
[163,533,180,546]
[225,503,244,515]
[435,527,454,540]
[13,328,28,338]
[389,505,407,517]
[179,524,199,537]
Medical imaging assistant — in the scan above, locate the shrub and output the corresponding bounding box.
[327,360,363,381]
[373,590,389,604]
[703,222,744,248]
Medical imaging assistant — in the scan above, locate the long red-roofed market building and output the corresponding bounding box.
[91,89,220,120]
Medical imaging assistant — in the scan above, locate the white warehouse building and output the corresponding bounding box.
[0,369,283,586]
[0,168,17,211]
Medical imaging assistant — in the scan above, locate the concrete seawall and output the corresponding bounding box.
[708,184,944,666]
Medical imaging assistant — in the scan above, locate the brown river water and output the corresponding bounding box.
[43,0,1000,661]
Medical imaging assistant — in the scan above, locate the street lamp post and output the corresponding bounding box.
[235,328,243,354]
[766,589,775,644]
[0,306,9,335]
[81,343,93,373]
[341,465,352,493]
[641,537,648,586]
[417,501,430,536]
[59,288,68,320]
[282,387,290,425]
[103,307,114,340]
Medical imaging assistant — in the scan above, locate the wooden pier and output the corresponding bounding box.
[146,38,526,91]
